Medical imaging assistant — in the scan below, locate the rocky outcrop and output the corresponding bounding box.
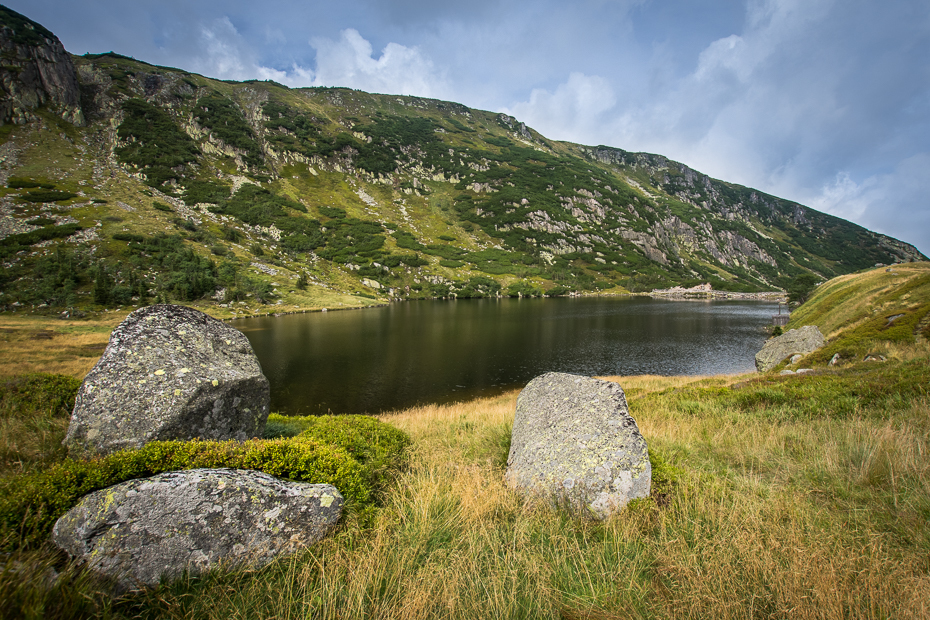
[0,6,83,126]
[755,325,826,372]
[51,469,343,590]
[64,305,269,457]
[506,372,651,519]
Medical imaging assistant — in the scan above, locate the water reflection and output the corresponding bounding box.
[238,297,777,415]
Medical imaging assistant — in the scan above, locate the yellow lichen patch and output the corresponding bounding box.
[154,370,165,376]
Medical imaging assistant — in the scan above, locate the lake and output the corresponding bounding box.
[236,296,779,416]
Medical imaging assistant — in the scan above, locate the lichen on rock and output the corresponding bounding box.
[51,468,343,590]
[64,304,270,457]
[505,372,651,519]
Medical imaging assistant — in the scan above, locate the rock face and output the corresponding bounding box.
[51,469,343,590]
[755,325,826,372]
[64,304,270,457]
[0,6,83,126]
[505,372,651,519]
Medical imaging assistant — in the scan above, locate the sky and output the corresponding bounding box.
[11,0,930,254]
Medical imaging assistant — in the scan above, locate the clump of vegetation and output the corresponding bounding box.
[0,375,410,552]
[6,178,55,190]
[19,189,77,203]
[0,224,82,260]
[788,272,819,304]
[195,94,263,167]
[115,98,201,188]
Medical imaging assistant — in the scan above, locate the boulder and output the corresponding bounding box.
[505,372,650,519]
[754,325,825,372]
[64,304,270,457]
[51,468,343,590]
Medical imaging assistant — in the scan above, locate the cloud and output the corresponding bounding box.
[502,73,618,144]
[502,0,930,253]
[181,22,447,98]
[810,155,930,253]
[185,17,291,83]
[307,28,450,97]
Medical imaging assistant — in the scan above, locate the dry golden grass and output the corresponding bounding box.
[790,261,930,340]
[3,355,928,617]
[106,371,929,620]
[0,314,125,379]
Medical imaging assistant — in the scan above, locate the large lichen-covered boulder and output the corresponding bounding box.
[51,468,343,590]
[64,304,269,457]
[505,372,651,519]
[754,325,826,372]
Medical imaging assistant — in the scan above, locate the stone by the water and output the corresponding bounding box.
[51,468,343,591]
[755,325,825,372]
[64,304,270,457]
[505,372,650,519]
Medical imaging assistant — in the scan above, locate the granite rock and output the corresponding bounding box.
[755,325,825,372]
[51,468,343,590]
[64,304,269,457]
[505,372,650,519]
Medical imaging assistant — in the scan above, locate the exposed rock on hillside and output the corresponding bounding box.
[0,6,83,126]
[506,372,651,519]
[65,304,269,457]
[52,469,343,590]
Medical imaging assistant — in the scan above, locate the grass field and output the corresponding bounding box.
[2,360,928,619]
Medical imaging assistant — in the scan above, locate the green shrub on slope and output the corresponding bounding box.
[0,416,411,551]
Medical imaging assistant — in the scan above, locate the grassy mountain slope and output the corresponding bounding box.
[784,261,930,366]
[0,9,925,315]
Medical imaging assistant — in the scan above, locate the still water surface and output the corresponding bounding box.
[237,297,778,415]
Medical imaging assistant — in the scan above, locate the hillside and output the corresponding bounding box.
[0,5,925,315]
[783,261,930,366]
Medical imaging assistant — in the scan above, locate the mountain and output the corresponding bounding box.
[0,6,924,316]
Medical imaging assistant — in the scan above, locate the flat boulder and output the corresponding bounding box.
[64,304,270,457]
[755,325,825,372]
[51,468,343,590]
[505,372,650,519]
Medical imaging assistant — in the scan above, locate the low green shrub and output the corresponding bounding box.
[7,178,54,190]
[0,224,82,259]
[0,415,410,551]
[21,190,77,203]
[0,374,81,419]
